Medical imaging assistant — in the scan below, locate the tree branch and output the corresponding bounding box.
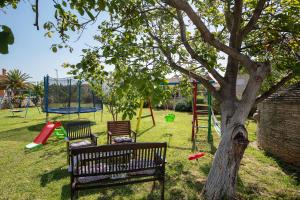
[255,71,295,105]
[176,10,226,86]
[165,0,255,71]
[224,1,233,32]
[241,0,267,37]
[230,0,243,47]
[233,62,270,122]
[224,0,243,93]
[148,30,222,101]
[34,0,39,30]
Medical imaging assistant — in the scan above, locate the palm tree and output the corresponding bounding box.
[4,69,31,91]
[1,69,31,108]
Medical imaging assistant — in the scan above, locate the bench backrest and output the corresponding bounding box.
[70,142,167,177]
[107,120,131,135]
[66,121,92,140]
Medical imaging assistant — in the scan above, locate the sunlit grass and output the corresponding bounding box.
[0,108,299,199]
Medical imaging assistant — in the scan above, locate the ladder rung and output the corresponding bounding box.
[137,114,152,119]
[193,126,208,128]
[196,111,208,114]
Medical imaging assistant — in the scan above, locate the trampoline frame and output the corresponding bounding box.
[43,75,103,121]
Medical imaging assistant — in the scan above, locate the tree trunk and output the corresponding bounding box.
[202,105,249,199]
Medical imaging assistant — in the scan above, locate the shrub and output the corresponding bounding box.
[175,99,192,112]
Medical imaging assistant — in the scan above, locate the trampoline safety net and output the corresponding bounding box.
[44,76,103,114]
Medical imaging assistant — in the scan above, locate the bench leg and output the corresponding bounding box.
[160,179,165,200]
[66,142,70,165]
[71,186,76,200]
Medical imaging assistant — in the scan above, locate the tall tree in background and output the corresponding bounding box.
[1,69,31,92]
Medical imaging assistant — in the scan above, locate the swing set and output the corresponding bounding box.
[0,89,41,118]
[135,98,155,132]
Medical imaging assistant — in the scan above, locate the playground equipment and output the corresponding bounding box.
[188,152,205,160]
[0,89,41,118]
[43,75,103,121]
[211,107,221,136]
[191,80,212,143]
[165,113,175,122]
[160,81,181,122]
[191,80,223,151]
[54,126,67,139]
[25,121,63,149]
[136,98,155,132]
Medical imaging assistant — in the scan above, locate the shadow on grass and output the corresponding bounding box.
[94,131,106,136]
[161,133,172,146]
[168,161,205,199]
[137,125,155,137]
[264,151,300,184]
[3,115,24,118]
[208,135,217,154]
[60,184,135,200]
[0,122,46,142]
[168,145,191,151]
[192,132,217,154]
[40,166,69,187]
[236,182,265,200]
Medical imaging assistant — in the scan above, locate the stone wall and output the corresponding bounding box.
[257,102,300,167]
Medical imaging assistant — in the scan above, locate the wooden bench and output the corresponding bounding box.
[70,142,167,199]
[65,121,98,164]
[107,121,137,144]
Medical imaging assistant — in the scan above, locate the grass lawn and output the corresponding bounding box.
[0,108,299,200]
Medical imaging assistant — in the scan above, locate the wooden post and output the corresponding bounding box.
[136,99,144,132]
[148,98,155,126]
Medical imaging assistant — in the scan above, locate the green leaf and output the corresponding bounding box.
[0,25,14,54]
[78,7,84,16]
[99,0,105,10]
[52,46,57,53]
[85,9,95,20]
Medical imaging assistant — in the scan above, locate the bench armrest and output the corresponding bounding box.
[91,133,98,145]
[154,154,167,165]
[131,130,137,142]
[107,131,112,144]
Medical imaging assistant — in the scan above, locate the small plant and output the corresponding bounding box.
[175,99,192,112]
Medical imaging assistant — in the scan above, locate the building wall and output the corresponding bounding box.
[0,68,7,97]
[257,102,300,167]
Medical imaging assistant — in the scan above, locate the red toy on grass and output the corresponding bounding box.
[188,152,205,160]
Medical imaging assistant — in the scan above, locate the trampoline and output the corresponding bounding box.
[43,76,103,120]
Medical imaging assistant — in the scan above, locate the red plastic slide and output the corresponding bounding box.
[33,122,62,145]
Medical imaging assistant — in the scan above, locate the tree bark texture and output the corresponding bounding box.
[202,103,249,199]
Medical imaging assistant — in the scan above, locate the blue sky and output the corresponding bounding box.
[0,1,108,81]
